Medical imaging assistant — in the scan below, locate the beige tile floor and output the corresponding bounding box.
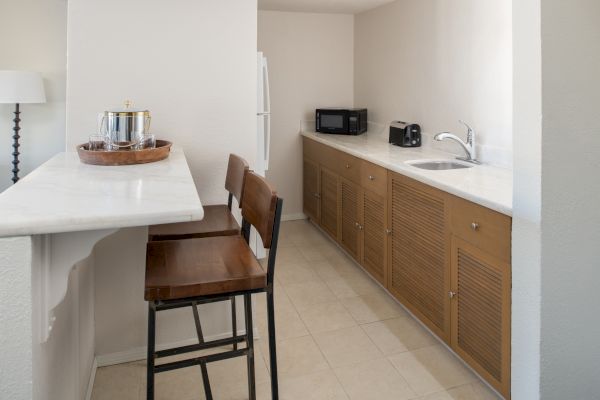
[92,220,501,400]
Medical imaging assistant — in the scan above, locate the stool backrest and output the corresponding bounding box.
[241,172,280,248]
[224,154,250,209]
[241,172,283,285]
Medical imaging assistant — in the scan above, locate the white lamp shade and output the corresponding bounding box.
[0,70,46,104]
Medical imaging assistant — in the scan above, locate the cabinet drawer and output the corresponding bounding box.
[450,196,511,263]
[303,136,324,161]
[361,161,387,196]
[337,151,361,183]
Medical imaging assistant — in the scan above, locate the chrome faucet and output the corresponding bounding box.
[434,120,479,164]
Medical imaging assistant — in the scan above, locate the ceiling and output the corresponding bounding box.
[258,0,396,14]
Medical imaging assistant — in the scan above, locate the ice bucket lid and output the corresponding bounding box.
[104,100,149,117]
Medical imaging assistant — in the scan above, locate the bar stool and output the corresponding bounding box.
[145,172,283,400]
[148,153,249,361]
[148,153,249,241]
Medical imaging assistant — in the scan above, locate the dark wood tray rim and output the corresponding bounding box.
[77,140,172,166]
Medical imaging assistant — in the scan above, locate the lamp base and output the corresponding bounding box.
[12,103,20,184]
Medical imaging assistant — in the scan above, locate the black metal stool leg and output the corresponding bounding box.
[192,302,213,400]
[231,296,238,351]
[266,290,279,400]
[244,294,256,400]
[147,301,156,400]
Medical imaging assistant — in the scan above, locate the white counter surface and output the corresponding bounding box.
[302,130,512,216]
[0,147,203,237]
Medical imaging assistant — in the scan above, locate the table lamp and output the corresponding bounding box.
[0,71,46,183]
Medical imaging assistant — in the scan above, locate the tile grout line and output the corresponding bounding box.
[258,236,332,388]
[288,224,388,370]
[286,241,338,374]
[280,237,354,400]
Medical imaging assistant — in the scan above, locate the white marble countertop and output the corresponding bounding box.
[0,147,203,237]
[302,130,513,216]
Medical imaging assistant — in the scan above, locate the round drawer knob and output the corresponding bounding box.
[471,222,480,231]
[345,164,351,169]
[368,175,375,180]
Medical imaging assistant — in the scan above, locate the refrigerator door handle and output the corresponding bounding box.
[263,57,271,114]
[261,56,271,170]
[264,113,270,170]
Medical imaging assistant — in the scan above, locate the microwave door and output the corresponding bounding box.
[320,110,348,133]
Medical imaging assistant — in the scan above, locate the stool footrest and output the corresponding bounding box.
[154,348,248,374]
[155,335,247,359]
[156,295,233,311]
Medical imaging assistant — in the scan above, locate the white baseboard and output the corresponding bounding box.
[95,329,253,367]
[281,213,306,221]
[85,358,98,400]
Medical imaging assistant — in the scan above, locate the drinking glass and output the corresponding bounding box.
[88,134,108,151]
[138,133,156,149]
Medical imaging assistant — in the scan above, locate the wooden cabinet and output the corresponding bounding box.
[361,161,387,196]
[302,137,512,399]
[337,152,361,184]
[340,177,361,260]
[303,157,320,223]
[449,199,512,399]
[388,172,451,341]
[361,188,387,284]
[319,166,339,240]
[449,197,512,263]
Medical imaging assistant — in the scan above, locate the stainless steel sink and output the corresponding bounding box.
[406,160,474,170]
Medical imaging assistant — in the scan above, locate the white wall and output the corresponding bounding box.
[35,257,96,400]
[258,10,354,217]
[0,237,33,399]
[0,0,66,191]
[538,0,600,397]
[354,0,512,167]
[66,0,258,364]
[512,0,600,398]
[511,0,542,398]
[1,235,95,400]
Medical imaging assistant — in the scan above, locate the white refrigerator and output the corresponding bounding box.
[253,52,271,258]
[256,52,270,177]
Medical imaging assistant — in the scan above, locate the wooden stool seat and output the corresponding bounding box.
[145,235,267,301]
[148,204,240,241]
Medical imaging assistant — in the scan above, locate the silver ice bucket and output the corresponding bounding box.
[100,101,151,149]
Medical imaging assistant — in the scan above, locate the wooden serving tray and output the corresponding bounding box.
[77,140,172,166]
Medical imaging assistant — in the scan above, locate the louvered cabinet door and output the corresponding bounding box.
[303,158,320,222]
[361,188,386,284]
[451,237,511,398]
[319,167,339,240]
[340,177,361,260]
[388,173,451,340]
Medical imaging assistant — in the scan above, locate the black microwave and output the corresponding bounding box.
[316,108,367,135]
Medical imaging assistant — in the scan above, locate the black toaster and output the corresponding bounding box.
[389,121,421,147]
